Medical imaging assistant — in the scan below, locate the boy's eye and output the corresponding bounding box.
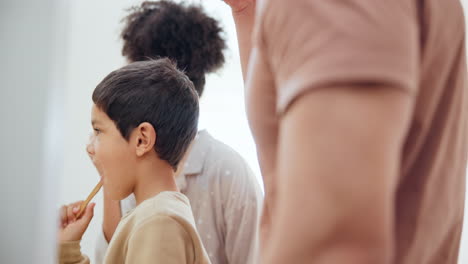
[93,128,101,135]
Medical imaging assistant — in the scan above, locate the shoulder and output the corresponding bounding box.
[125,214,199,263]
[199,131,253,174]
[125,192,194,227]
[186,131,262,202]
[130,214,190,240]
[197,132,263,201]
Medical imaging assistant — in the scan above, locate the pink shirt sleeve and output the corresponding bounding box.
[255,0,420,114]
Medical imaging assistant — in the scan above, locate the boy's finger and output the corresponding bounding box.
[66,205,76,223]
[77,203,95,230]
[70,200,84,213]
[72,200,85,216]
[83,203,95,221]
[59,205,68,227]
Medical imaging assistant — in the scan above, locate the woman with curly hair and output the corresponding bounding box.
[95,2,263,264]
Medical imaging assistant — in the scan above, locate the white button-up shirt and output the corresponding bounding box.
[95,130,263,264]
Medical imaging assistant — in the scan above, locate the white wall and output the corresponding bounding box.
[59,0,468,263]
[1,1,69,263]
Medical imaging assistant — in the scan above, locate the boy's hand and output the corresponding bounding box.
[223,0,255,13]
[58,201,96,242]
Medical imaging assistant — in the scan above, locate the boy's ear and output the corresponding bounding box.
[134,122,156,157]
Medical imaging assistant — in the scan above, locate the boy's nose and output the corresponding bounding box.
[86,143,94,157]
[86,134,95,157]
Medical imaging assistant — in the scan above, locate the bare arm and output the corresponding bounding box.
[224,0,256,80]
[264,85,414,264]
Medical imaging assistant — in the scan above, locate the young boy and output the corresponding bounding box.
[57,58,211,264]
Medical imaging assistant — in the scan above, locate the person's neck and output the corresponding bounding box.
[133,155,178,206]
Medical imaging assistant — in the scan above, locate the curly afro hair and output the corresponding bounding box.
[121,1,226,96]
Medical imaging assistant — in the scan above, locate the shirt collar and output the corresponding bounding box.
[176,130,210,190]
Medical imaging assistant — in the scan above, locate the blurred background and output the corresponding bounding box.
[1,0,467,263]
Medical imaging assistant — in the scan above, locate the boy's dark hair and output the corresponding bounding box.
[92,59,199,170]
[121,0,226,96]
